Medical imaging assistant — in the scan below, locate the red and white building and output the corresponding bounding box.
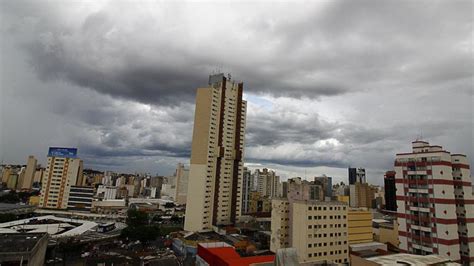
[395,140,473,264]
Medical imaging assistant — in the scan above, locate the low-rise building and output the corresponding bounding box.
[196,242,275,266]
[351,252,461,266]
[0,233,49,266]
[67,186,94,212]
[271,199,349,264]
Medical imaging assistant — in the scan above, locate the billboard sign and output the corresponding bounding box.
[48,147,78,158]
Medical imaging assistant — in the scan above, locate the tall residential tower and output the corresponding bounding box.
[39,147,83,209]
[184,74,247,232]
[395,141,474,264]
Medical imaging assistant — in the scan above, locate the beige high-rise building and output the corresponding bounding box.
[39,147,83,209]
[271,199,349,264]
[184,74,247,232]
[33,168,44,183]
[1,167,12,184]
[174,163,189,205]
[256,168,280,198]
[350,182,376,208]
[20,155,37,190]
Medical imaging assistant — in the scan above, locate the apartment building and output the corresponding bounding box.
[271,199,349,264]
[348,208,373,244]
[174,163,189,205]
[350,182,376,208]
[39,147,83,209]
[20,156,37,190]
[287,177,324,202]
[67,186,94,212]
[395,140,474,264]
[185,74,247,232]
[241,167,252,214]
[256,168,280,198]
[384,170,397,212]
[349,168,366,185]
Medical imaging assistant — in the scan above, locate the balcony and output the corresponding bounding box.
[407,179,429,186]
[407,170,428,175]
[408,188,429,194]
[410,206,430,212]
[411,215,431,223]
[410,224,431,232]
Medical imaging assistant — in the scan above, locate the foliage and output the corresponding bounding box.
[0,213,17,223]
[126,209,149,227]
[0,191,20,203]
[120,225,161,242]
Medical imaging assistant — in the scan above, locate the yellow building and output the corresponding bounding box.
[29,196,40,206]
[337,195,349,204]
[348,208,373,244]
[39,147,83,209]
[7,174,18,190]
[20,156,37,190]
[379,220,399,247]
[184,74,247,232]
[271,199,349,264]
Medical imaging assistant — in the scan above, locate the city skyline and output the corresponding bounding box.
[1,1,472,186]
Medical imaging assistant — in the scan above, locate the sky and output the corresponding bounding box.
[0,0,472,185]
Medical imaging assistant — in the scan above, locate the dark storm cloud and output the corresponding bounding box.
[1,0,472,181]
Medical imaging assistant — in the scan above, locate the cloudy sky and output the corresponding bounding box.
[1,0,472,185]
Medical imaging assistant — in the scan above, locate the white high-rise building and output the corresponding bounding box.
[395,140,474,264]
[185,74,247,232]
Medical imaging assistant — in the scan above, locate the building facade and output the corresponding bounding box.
[174,163,189,205]
[384,171,397,212]
[287,177,324,202]
[271,199,349,264]
[348,208,373,244]
[241,167,252,214]
[39,147,83,209]
[350,182,376,208]
[185,74,247,232]
[20,156,37,190]
[395,140,474,264]
[314,175,333,199]
[349,168,366,185]
[256,168,280,198]
[67,186,94,211]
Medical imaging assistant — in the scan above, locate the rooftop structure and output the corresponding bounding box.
[0,215,97,238]
[196,242,275,266]
[361,253,460,265]
[0,233,48,265]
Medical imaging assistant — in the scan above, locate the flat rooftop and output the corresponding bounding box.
[366,253,460,265]
[0,233,46,253]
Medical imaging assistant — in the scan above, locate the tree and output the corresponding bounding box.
[126,209,149,227]
[0,191,20,203]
